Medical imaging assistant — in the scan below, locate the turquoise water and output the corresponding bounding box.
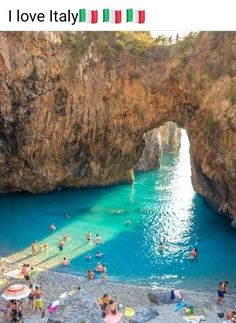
[0,132,236,291]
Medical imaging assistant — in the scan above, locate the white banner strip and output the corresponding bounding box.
[0,0,235,31]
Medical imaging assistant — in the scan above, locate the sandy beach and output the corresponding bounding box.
[0,257,235,323]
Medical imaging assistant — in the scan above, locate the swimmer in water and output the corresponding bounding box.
[125,220,132,225]
[95,234,102,244]
[64,214,71,219]
[86,254,92,260]
[50,223,56,232]
[96,252,103,258]
[189,247,198,259]
[62,257,70,266]
[159,242,164,250]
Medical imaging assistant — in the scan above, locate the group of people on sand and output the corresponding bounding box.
[31,241,48,256]
[216,281,236,322]
[1,299,24,322]
[98,294,122,322]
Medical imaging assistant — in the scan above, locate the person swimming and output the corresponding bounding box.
[159,242,164,250]
[189,247,198,259]
[95,234,102,244]
[96,252,103,258]
[64,214,71,219]
[86,254,92,260]
[125,220,132,225]
[50,223,56,232]
[62,257,70,266]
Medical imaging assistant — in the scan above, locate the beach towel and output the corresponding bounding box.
[48,300,60,313]
[183,315,206,322]
[124,307,135,317]
[4,269,21,278]
[104,312,123,323]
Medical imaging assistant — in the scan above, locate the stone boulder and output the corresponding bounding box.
[147,291,180,305]
[129,307,159,323]
[47,290,103,323]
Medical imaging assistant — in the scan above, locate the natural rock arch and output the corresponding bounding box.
[0,31,235,225]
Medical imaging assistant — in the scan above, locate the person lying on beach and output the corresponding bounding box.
[95,234,102,244]
[226,310,236,322]
[98,294,112,310]
[62,257,70,266]
[96,252,103,258]
[96,263,103,272]
[107,300,118,315]
[50,223,56,232]
[87,269,94,280]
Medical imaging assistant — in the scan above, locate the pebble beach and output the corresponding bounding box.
[0,257,235,323]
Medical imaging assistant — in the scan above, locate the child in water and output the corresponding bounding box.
[95,234,102,244]
[62,257,70,266]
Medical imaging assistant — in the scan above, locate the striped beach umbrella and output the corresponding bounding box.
[1,284,31,300]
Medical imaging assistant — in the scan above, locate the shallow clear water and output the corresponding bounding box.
[0,131,235,291]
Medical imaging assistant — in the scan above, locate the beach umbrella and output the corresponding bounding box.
[1,284,31,300]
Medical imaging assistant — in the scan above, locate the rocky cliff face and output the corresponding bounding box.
[134,122,181,172]
[0,32,235,226]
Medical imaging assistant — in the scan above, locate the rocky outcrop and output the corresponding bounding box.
[134,122,181,172]
[0,32,236,225]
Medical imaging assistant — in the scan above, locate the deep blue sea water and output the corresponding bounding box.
[0,131,235,292]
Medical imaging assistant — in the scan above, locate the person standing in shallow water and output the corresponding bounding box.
[58,240,65,252]
[32,241,37,256]
[87,231,91,242]
[95,234,102,244]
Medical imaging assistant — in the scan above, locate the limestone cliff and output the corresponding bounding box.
[134,122,181,172]
[0,31,235,226]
